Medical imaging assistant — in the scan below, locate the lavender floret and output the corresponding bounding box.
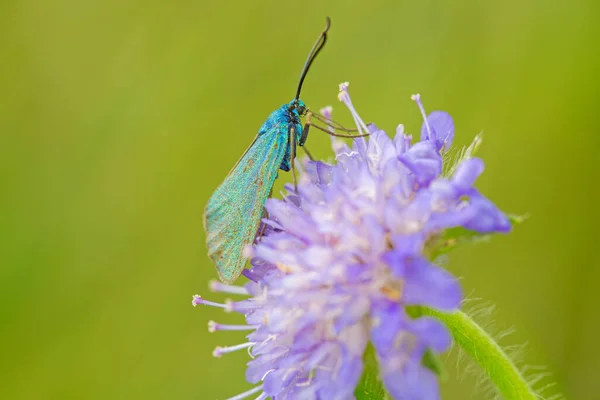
[195,83,510,400]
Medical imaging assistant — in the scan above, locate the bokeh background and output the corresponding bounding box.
[1,0,598,399]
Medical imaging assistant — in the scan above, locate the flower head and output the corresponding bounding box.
[195,83,510,400]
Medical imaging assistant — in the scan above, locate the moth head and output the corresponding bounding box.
[288,99,307,116]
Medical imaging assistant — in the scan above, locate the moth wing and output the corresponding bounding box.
[204,127,288,283]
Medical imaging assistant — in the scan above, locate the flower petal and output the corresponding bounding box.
[421,110,455,151]
[399,141,442,185]
[402,258,462,311]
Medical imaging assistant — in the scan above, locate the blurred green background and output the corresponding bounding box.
[1,0,598,399]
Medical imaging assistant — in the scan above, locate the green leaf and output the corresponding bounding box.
[404,306,447,378]
[421,348,447,379]
[355,343,388,400]
[405,305,423,318]
[427,213,528,258]
[427,227,491,258]
[507,213,530,225]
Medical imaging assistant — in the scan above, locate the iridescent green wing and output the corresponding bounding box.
[204,125,288,283]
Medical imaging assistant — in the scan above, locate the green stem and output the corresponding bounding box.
[423,308,536,400]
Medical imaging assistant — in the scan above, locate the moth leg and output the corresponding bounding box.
[302,146,315,161]
[255,209,268,243]
[254,186,274,243]
[289,124,298,192]
[299,113,312,146]
[310,111,360,133]
[295,117,314,160]
[308,120,370,139]
[304,111,370,140]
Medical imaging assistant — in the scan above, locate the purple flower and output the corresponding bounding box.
[194,83,511,400]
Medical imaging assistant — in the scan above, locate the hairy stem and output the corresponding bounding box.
[424,308,537,400]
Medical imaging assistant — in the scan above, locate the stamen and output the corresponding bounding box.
[212,342,255,358]
[338,82,369,134]
[318,105,349,153]
[260,369,275,381]
[209,280,249,295]
[319,106,335,133]
[396,124,405,135]
[225,299,259,313]
[253,393,268,400]
[283,367,301,382]
[208,321,257,333]
[411,94,435,144]
[192,294,227,309]
[275,263,295,273]
[404,134,412,151]
[224,385,264,400]
[396,124,408,153]
[381,284,402,301]
[320,106,333,120]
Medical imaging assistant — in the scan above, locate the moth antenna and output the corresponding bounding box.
[295,17,331,101]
